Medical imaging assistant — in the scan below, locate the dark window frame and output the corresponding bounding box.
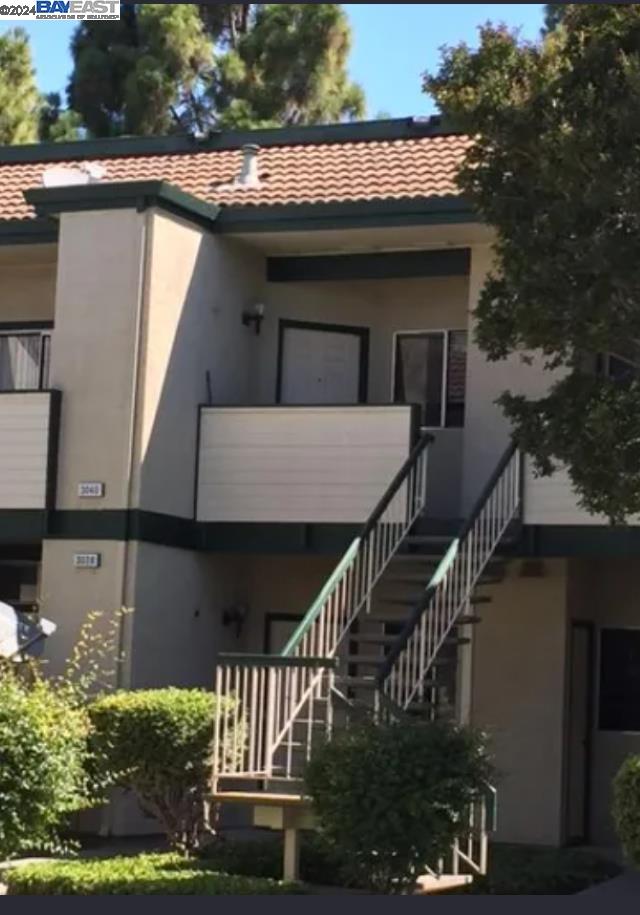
[598,626,640,733]
[392,328,467,429]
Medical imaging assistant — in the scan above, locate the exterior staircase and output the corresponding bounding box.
[212,435,521,887]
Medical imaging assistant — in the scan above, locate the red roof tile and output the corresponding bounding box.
[0,133,470,222]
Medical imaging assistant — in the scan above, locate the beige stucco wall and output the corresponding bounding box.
[128,543,242,688]
[230,553,338,655]
[39,539,132,679]
[568,558,640,845]
[0,258,56,324]
[51,209,146,510]
[134,211,264,518]
[461,246,565,512]
[471,559,569,846]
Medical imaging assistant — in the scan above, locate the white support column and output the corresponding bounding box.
[283,827,301,882]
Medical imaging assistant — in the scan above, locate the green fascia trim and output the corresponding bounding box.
[24,181,221,232]
[0,218,58,245]
[0,511,46,544]
[267,248,471,282]
[216,196,475,234]
[0,116,462,165]
[0,511,360,553]
[200,522,358,554]
[518,524,640,558]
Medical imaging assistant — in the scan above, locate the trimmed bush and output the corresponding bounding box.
[4,853,307,895]
[613,754,640,868]
[89,689,239,853]
[467,844,621,895]
[0,670,92,860]
[200,831,359,886]
[305,720,493,894]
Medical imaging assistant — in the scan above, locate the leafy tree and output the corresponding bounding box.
[39,92,83,142]
[0,28,40,144]
[427,5,640,522]
[67,3,364,136]
[543,4,567,33]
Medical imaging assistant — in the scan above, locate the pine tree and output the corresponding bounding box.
[0,28,40,144]
[67,3,364,137]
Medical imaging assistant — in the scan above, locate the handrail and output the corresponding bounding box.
[457,440,519,540]
[361,431,434,537]
[281,429,433,658]
[378,442,521,708]
[378,442,518,682]
[280,539,360,657]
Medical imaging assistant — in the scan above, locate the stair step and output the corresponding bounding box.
[377,598,427,607]
[456,614,482,625]
[469,595,492,605]
[352,633,399,646]
[444,636,472,646]
[344,654,384,666]
[403,535,452,546]
[338,676,378,689]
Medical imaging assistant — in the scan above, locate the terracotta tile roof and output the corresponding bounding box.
[0,133,470,222]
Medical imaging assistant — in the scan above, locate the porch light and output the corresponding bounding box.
[242,302,265,335]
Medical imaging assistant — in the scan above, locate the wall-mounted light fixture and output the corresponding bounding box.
[242,302,265,335]
[222,602,249,638]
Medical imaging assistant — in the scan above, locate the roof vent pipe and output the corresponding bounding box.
[237,143,260,187]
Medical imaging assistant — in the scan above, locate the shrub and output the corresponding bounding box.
[200,831,359,886]
[89,689,239,853]
[0,670,92,860]
[613,754,640,868]
[4,853,307,895]
[305,719,493,894]
[466,844,621,895]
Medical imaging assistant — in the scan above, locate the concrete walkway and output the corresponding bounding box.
[578,871,640,899]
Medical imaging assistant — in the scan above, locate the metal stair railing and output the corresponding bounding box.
[378,442,522,711]
[212,430,433,782]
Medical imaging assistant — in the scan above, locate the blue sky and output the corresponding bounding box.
[2,4,545,117]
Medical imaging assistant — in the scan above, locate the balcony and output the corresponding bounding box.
[196,404,416,524]
[0,390,60,510]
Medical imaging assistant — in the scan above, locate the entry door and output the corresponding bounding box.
[278,322,366,404]
[566,622,593,843]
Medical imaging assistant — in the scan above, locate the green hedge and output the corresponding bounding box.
[89,689,239,852]
[4,854,307,895]
[613,754,640,868]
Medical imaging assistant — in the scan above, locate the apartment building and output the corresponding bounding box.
[0,117,637,858]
